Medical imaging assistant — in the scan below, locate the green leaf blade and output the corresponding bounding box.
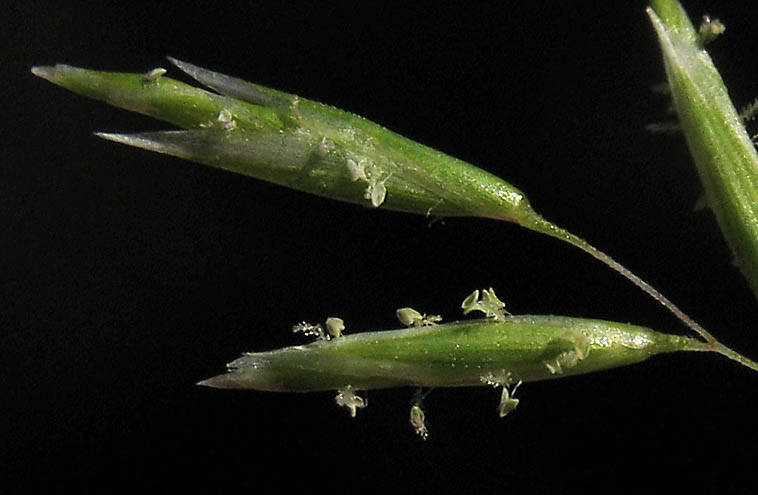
[32,58,736,344]
[31,61,539,224]
[31,64,285,132]
[198,315,700,392]
[648,1,758,299]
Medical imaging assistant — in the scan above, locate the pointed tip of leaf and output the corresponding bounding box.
[93,131,185,157]
[197,373,258,389]
[31,65,61,83]
[93,131,197,159]
[648,0,699,45]
[94,131,134,144]
[196,377,223,388]
[31,64,90,87]
[166,56,213,90]
[166,55,188,73]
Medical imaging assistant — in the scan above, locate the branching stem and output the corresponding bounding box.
[529,216,758,371]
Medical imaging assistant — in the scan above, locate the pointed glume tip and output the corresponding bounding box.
[93,131,122,142]
[93,132,143,148]
[31,65,58,83]
[196,374,241,389]
[166,56,191,72]
[197,377,225,388]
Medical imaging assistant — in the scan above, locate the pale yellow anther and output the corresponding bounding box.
[461,288,508,320]
[217,108,236,131]
[335,385,367,418]
[409,404,429,440]
[325,317,345,338]
[142,67,167,82]
[698,15,725,45]
[497,381,521,418]
[396,307,442,327]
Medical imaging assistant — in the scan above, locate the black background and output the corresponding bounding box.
[5,0,758,491]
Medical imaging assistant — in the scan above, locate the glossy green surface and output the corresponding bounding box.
[32,27,758,387]
[198,316,699,392]
[33,60,715,342]
[649,0,758,299]
[32,62,537,223]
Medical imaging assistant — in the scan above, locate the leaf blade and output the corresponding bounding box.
[648,0,758,299]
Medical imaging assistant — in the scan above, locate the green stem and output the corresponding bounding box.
[526,215,758,371]
[529,214,714,342]
[710,343,758,372]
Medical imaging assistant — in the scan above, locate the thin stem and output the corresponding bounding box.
[528,215,717,343]
[710,343,758,372]
[527,215,758,371]
[679,338,758,371]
